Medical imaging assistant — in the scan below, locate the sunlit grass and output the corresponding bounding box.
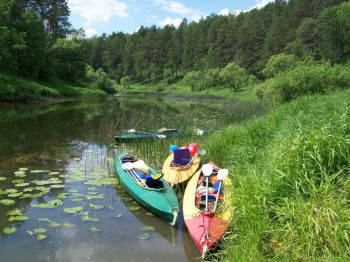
[203,90,350,260]
[0,73,106,102]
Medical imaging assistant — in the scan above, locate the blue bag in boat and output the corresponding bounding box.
[214,182,224,194]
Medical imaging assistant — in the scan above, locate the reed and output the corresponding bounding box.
[203,90,350,260]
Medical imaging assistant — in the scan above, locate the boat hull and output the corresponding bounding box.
[183,163,233,257]
[115,153,179,225]
[162,154,201,184]
[115,131,179,143]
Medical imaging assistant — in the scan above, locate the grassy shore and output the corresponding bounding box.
[201,89,350,261]
[0,73,106,102]
[121,82,259,102]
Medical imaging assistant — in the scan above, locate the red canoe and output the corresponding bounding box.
[183,162,233,258]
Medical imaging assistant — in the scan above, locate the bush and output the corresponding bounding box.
[262,53,299,78]
[219,62,249,92]
[120,76,130,89]
[259,62,350,103]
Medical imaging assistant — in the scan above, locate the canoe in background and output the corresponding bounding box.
[115,128,179,143]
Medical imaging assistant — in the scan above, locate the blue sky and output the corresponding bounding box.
[68,0,274,37]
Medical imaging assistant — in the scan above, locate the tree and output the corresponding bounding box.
[120,76,130,89]
[51,37,86,80]
[262,53,299,78]
[183,71,204,91]
[219,62,249,92]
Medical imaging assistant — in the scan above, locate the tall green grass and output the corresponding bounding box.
[0,73,106,102]
[203,90,350,261]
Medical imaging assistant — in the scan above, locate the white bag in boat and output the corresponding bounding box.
[197,185,214,194]
[132,160,150,175]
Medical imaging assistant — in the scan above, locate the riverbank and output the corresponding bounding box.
[0,73,106,102]
[122,82,259,102]
[202,89,350,260]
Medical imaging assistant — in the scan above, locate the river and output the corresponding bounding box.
[0,93,264,262]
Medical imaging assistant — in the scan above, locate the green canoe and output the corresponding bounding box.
[115,152,179,225]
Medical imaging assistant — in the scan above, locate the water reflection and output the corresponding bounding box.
[0,94,264,261]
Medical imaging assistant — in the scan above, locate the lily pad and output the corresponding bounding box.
[89,226,101,232]
[81,215,99,222]
[23,187,35,192]
[63,223,74,227]
[15,173,27,178]
[8,192,23,198]
[6,209,22,216]
[63,206,83,214]
[6,189,19,193]
[27,230,33,235]
[137,233,150,240]
[50,184,65,189]
[37,234,47,240]
[0,199,15,206]
[31,199,63,208]
[30,170,46,173]
[89,204,104,209]
[116,213,123,218]
[38,218,52,222]
[3,227,17,234]
[15,183,30,187]
[7,215,29,221]
[141,226,155,231]
[57,193,68,199]
[128,206,140,211]
[19,168,29,171]
[0,190,8,195]
[86,195,105,200]
[0,177,7,181]
[33,228,47,233]
[145,213,154,216]
[70,198,84,202]
[49,222,61,227]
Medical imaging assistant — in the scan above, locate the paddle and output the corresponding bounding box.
[122,162,147,187]
[202,164,213,212]
[212,169,228,213]
[197,148,206,156]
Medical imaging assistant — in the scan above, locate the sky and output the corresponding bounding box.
[68,0,275,37]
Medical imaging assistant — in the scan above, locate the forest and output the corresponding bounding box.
[0,0,350,101]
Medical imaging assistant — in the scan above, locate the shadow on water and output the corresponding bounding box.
[0,94,264,261]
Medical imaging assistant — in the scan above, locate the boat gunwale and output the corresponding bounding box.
[117,153,167,192]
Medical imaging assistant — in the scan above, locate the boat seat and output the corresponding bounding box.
[173,148,191,166]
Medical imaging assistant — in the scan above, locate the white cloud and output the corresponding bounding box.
[153,0,167,5]
[69,0,129,27]
[232,0,274,16]
[163,1,191,16]
[219,8,230,16]
[85,28,98,37]
[159,17,182,27]
[254,0,274,9]
[150,14,158,19]
[160,1,205,22]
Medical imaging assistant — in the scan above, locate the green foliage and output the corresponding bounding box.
[219,62,249,92]
[51,37,87,81]
[259,61,350,103]
[183,71,204,91]
[262,53,299,78]
[95,68,115,94]
[120,76,130,89]
[204,90,350,261]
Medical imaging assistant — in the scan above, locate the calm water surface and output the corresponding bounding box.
[0,93,264,262]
